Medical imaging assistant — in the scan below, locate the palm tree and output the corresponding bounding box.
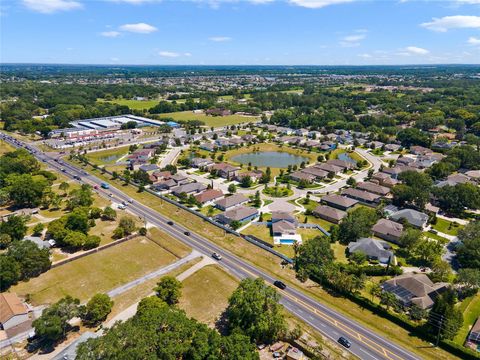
[369,283,382,301]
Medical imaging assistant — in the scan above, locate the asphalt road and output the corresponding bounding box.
[2,134,420,360]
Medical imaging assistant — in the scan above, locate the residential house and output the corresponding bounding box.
[289,171,316,184]
[312,205,347,224]
[356,182,390,196]
[194,189,224,205]
[236,170,263,183]
[170,173,189,185]
[301,166,328,180]
[271,211,301,245]
[326,159,356,170]
[321,194,358,211]
[371,172,399,188]
[199,143,217,152]
[348,237,394,264]
[128,149,154,162]
[389,209,429,229]
[23,236,52,249]
[317,163,343,175]
[372,219,404,243]
[171,182,207,197]
[210,163,241,180]
[151,179,177,191]
[215,194,249,211]
[206,108,232,116]
[191,157,214,169]
[138,164,160,173]
[295,128,309,136]
[385,144,401,152]
[0,293,29,330]
[435,173,472,188]
[216,205,258,225]
[396,157,415,166]
[465,170,480,183]
[286,347,306,360]
[366,141,384,149]
[410,146,433,156]
[341,188,382,205]
[381,273,448,309]
[467,317,480,347]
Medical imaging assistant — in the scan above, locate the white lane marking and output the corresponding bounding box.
[332,330,339,336]
[359,347,380,360]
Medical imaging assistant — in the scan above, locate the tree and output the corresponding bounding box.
[226,278,286,343]
[413,238,443,266]
[346,177,356,187]
[59,181,70,195]
[369,282,381,301]
[0,215,27,241]
[33,296,80,344]
[0,255,21,291]
[62,231,87,249]
[32,223,45,236]
[155,276,183,306]
[337,207,378,244]
[240,175,253,188]
[294,236,334,279]
[84,235,101,250]
[456,220,480,269]
[228,183,237,194]
[397,128,431,148]
[230,220,242,230]
[7,240,51,279]
[429,289,463,340]
[65,207,91,234]
[380,291,399,311]
[5,174,48,208]
[66,185,93,210]
[399,228,422,249]
[101,206,117,221]
[456,268,480,293]
[117,216,136,235]
[434,183,480,216]
[81,294,113,327]
[0,233,12,249]
[349,251,367,265]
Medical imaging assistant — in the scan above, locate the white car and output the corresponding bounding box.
[118,204,126,210]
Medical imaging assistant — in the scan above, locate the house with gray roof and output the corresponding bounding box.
[381,273,448,309]
[348,237,394,264]
[372,219,404,243]
[215,206,258,225]
[215,194,249,211]
[389,209,429,229]
[312,205,347,224]
[356,182,390,196]
[321,194,358,211]
[342,187,382,205]
[171,182,207,197]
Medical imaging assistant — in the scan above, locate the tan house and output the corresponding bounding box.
[312,205,347,224]
[372,219,404,244]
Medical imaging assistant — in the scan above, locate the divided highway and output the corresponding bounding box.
[2,135,420,360]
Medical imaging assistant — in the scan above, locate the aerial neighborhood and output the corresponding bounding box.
[0,62,479,360]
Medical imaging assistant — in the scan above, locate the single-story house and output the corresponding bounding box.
[236,170,263,183]
[171,182,207,197]
[410,146,433,156]
[348,237,394,264]
[371,172,399,188]
[194,189,224,205]
[372,219,404,244]
[216,205,258,225]
[389,209,429,229]
[199,143,217,152]
[326,159,356,170]
[138,164,160,173]
[341,188,382,205]
[312,205,347,224]
[317,163,343,175]
[289,171,316,184]
[151,179,177,191]
[170,174,189,186]
[191,157,214,169]
[271,211,301,245]
[321,194,358,211]
[356,182,390,196]
[381,273,448,309]
[385,144,401,152]
[467,317,480,346]
[0,293,29,330]
[215,194,249,211]
[23,236,52,249]
[210,163,241,180]
[301,166,328,180]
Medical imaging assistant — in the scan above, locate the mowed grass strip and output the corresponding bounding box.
[13,237,178,305]
[157,111,259,128]
[179,265,238,325]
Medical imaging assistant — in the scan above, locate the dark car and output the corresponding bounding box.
[167,221,174,226]
[184,231,190,236]
[338,337,351,348]
[273,280,286,290]
[212,252,222,260]
[73,175,81,180]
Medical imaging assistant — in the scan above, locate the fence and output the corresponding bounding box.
[78,157,294,264]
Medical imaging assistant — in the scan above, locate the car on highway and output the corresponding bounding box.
[212,252,222,260]
[60,168,66,172]
[273,280,287,290]
[108,193,113,197]
[184,231,190,236]
[128,198,133,203]
[73,175,81,180]
[93,185,99,189]
[338,337,351,348]
[118,204,126,210]
[167,221,174,226]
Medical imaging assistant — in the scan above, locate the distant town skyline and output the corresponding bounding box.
[1,0,480,65]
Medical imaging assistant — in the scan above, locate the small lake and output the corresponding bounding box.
[337,152,357,164]
[231,151,309,168]
[100,154,123,163]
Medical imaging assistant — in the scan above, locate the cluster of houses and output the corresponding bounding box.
[289,159,355,184]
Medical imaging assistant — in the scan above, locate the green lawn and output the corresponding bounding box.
[332,242,348,263]
[87,145,131,165]
[157,111,259,128]
[0,140,15,155]
[454,294,480,345]
[179,265,239,326]
[432,218,463,236]
[98,98,160,110]
[12,237,178,305]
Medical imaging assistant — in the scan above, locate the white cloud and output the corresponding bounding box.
[455,0,480,4]
[289,0,355,9]
[184,52,192,56]
[110,0,160,3]
[468,36,480,44]
[22,0,82,14]
[101,31,121,37]
[405,46,430,55]
[209,36,232,42]
[339,33,366,47]
[159,51,180,57]
[358,53,372,58]
[421,15,480,32]
[119,22,157,33]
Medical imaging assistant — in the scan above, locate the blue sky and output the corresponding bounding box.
[1,0,480,65]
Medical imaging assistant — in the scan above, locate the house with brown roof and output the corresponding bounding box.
[381,273,448,309]
[371,172,399,188]
[341,188,382,205]
[356,182,390,196]
[210,163,241,180]
[327,159,356,170]
[317,163,343,175]
[301,166,328,180]
[289,171,316,184]
[312,205,347,224]
[321,194,358,211]
[0,293,29,330]
[194,189,224,205]
[215,193,249,211]
[372,219,404,243]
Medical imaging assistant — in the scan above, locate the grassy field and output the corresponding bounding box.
[179,265,239,326]
[0,140,15,155]
[98,98,160,110]
[13,237,178,305]
[87,145,131,165]
[432,218,463,236]
[157,111,259,128]
[454,294,480,345]
[69,160,461,360]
